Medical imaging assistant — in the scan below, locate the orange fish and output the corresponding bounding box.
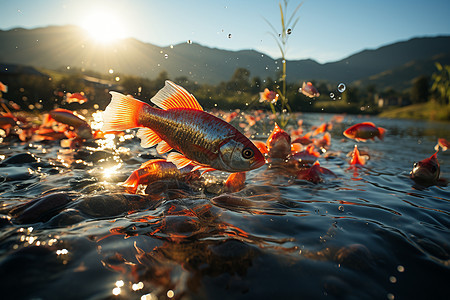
[65,92,88,104]
[292,132,313,145]
[102,80,265,173]
[224,172,246,193]
[121,159,199,193]
[410,152,440,185]
[259,88,278,103]
[314,132,331,149]
[343,122,385,142]
[434,138,449,151]
[312,122,332,136]
[300,82,320,98]
[296,161,335,183]
[290,144,321,166]
[266,123,291,159]
[349,145,365,166]
[45,108,93,139]
[0,81,8,93]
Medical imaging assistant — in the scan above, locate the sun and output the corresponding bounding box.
[81,10,127,43]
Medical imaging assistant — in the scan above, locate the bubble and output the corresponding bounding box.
[338,205,344,212]
[337,83,346,93]
[187,40,192,44]
[228,33,232,38]
[330,92,335,99]
[164,54,168,59]
[397,265,405,272]
[170,45,174,49]
[286,28,292,35]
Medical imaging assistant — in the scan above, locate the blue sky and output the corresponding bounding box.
[1,0,449,63]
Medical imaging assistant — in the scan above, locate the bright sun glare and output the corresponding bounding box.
[81,11,126,43]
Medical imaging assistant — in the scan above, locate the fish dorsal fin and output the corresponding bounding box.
[361,122,376,127]
[166,152,194,169]
[156,140,173,154]
[140,159,166,169]
[151,80,203,111]
[136,128,162,148]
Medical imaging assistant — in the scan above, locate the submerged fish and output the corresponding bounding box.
[343,122,385,142]
[102,80,265,173]
[296,161,335,183]
[300,82,320,98]
[410,151,440,185]
[121,159,199,193]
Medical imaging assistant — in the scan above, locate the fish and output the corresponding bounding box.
[343,122,385,142]
[266,123,291,159]
[292,132,313,145]
[296,161,335,183]
[434,138,449,151]
[0,81,7,93]
[224,172,246,193]
[65,92,88,104]
[349,145,365,166]
[314,132,331,149]
[45,109,93,139]
[102,80,265,173]
[300,82,320,98]
[410,151,440,185]
[121,159,199,193]
[0,113,17,135]
[312,122,332,136]
[259,88,278,103]
[290,144,321,167]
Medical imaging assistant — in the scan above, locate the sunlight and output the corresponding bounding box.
[81,10,127,43]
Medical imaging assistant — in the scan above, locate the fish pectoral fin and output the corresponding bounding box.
[166,152,194,169]
[156,140,173,154]
[137,128,162,148]
[192,165,216,176]
[150,80,203,111]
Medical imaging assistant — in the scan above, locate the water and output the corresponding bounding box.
[0,113,449,300]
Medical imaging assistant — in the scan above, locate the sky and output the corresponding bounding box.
[1,0,449,63]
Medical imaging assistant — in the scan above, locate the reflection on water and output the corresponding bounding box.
[0,113,449,299]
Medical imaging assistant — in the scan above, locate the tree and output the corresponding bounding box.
[227,68,250,92]
[431,62,450,105]
[410,76,429,104]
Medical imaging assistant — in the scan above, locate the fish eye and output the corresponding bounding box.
[242,148,254,159]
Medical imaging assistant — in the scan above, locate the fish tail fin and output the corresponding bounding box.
[120,170,140,193]
[102,92,147,132]
[378,127,386,140]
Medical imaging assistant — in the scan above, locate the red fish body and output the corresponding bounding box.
[224,172,246,193]
[0,81,7,93]
[266,123,291,159]
[296,161,335,183]
[343,122,385,141]
[121,159,199,193]
[102,81,265,173]
[410,152,440,185]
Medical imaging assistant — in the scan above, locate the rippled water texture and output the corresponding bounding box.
[0,113,449,300]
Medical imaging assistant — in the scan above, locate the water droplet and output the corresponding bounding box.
[397,265,405,272]
[187,40,192,44]
[164,54,168,59]
[389,276,397,283]
[338,205,344,212]
[282,59,286,64]
[298,88,302,93]
[228,33,232,38]
[330,92,335,99]
[170,45,174,49]
[337,83,346,93]
[286,28,292,35]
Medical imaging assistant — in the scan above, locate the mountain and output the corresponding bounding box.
[1,25,449,90]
